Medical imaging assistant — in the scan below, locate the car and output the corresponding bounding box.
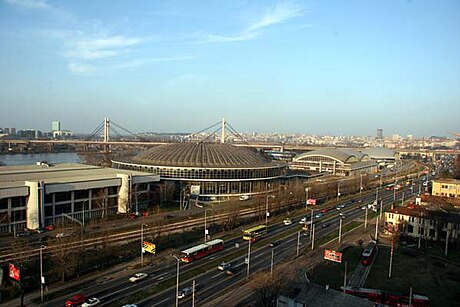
[268,242,278,248]
[322,223,330,228]
[361,206,367,210]
[315,213,323,219]
[140,211,149,217]
[56,232,70,238]
[122,305,138,307]
[301,232,309,237]
[336,206,341,211]
[82,297,101,307]
[129,272,148,282]
[339,204,345,208]
[226,266,238,276]
[339,213,346,218]
[283,218,292,225]
[44,225,55,231]
[65,294,86,307]
[127,213,139,219]
[239,195,250,201]
[29,228,45,234]
[358,199,363,203]
[321,208,328,213]
[178,287,192,299]
[218,262,231,271]
[15,231,30,237]
[299,217,308,224]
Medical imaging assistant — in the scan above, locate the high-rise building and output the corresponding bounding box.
[52,120,60,132]
[376,129,383,139]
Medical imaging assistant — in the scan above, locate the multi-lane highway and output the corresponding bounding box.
[41,179,420,307]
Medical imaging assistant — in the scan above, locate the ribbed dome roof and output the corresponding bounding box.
[130,142,279,168]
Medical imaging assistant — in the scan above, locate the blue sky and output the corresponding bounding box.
[0,0,459,136]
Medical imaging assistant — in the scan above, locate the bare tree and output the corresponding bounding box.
[93,188,108,219]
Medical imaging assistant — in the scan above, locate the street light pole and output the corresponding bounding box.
[270,248,274,276]
[311,224,315,250]
[296,230,300,256]
[337,181,341,202]
[375,218,379,240]
[365,207,368,229]
[338,218,343,244]
[141,224,148,267]
[305,187,310,209]
[360,174,363,194]
[246,238,251,278]
[172,255,180,307]
[265,193,269,233]
[204,209,211,243]
[40,245,46,302]
[309,209,314,240]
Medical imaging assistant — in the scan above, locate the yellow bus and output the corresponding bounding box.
[242,225,267,242]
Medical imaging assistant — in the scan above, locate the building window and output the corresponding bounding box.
[55,203,72,215]
[408,224,414,233]
[44,205,53,217]
[11,197,25,208]
[108,186,118,195]
[55,192,71,202]
[44,193,53,204]
[74,190,89,200]
[0,199,8,210]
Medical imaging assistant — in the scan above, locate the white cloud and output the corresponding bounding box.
[206,1,304,44]
[116,56,197,69]
[3,0,51,9]
[66,35,145,60]
[68,62,94,75]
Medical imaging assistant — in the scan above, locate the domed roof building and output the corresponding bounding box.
[112,142,288,204]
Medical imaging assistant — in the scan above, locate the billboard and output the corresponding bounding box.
[307,199,316,205]
[323,249,342,263]
[190,185,200,196]
[143,241,156,254]
[8,263,20,282]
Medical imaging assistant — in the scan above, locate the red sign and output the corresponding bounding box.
[307,199,316,205]
[8,263,20,282]
[323,249,342,263]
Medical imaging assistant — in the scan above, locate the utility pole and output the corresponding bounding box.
[365,207,368,229]
[270,248,274,276]
[379,200,383,220]
[409,286,413,307]
[305,187,310,210]
[360,174,363,194]
[337,181,341,202]
[375,218,379,240]
[296,231,300,256]
[309,209,314,240]
[40,245,46,302]
[338,218,343,244]
[172,255,180,307]
[311,224,315,250]
[141,224,148,267]
[192,279,196,307]
[246,239,251,278]
[204,209,211,243]
[389,239,394,278]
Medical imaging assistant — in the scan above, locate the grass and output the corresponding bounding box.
[365,245,460,307]
[310,245,364,290]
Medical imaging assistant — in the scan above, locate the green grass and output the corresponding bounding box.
[365,245,460,307]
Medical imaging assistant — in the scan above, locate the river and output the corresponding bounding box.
[0,152,82,166]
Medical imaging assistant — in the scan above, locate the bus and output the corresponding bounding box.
[180,239,224,263]
[242,225,267,242]
[361,240,377,266]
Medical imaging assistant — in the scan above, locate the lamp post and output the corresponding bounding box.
[360,174,363,194]
[338,218,343,243]
[309,209,314,240]
[141,224,148,267]
[305,187,310,209]
[270,247,275,276]
[40,245,46,302]
[172,255,180,307]
[204,209,212,243]
[246,238,251,278]
[337,181,341,202]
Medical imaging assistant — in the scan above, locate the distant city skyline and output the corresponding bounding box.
[1,0,459,136]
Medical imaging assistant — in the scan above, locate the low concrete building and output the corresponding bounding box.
[384,206,460,242]
[0,163,159,233]
[432,178,460,198]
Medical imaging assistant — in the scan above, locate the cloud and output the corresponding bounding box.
[66,35,145,60]
[206,1,304,43]
[68,62,94,75]
[3,0,51,10]
[115,55,197,69]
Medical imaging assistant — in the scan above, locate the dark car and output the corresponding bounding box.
[321,223,330,228]
[226,266,238,276]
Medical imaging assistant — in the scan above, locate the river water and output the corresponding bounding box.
[0,152,82,166]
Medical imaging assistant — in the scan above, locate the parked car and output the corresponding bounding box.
[129,272,148,283]
[283,218,292,225]
[299,217,308,224]
[65,294,86,307]
[315,213,323,219]
[239,195,250,201]
[140,211,149,217]
[82,297,101,307]
[320,208,328,213]
[218,262,231,271]
[44,225,55,231]
[178,287,192,299]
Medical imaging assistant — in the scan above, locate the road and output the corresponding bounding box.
[40,179,419,307]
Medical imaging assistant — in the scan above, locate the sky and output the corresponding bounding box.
[0,0,459,137]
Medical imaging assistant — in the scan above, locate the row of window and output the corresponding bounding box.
[0,197,26,210]
[45,188,119,205]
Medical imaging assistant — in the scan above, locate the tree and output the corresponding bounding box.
[93,188,108,219]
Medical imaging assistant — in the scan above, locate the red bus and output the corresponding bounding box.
[361,241,377,266]
[343,287,430,307]
[180,239,224,263]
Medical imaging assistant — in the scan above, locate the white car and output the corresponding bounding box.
[299,217,308,224]
[81,297,100,307]
[218,262,231,271]
[339,213,346,218]
[55,232,70,238]
[178,287,192,299]
[283,218,292,226]
[129,272,148,283]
